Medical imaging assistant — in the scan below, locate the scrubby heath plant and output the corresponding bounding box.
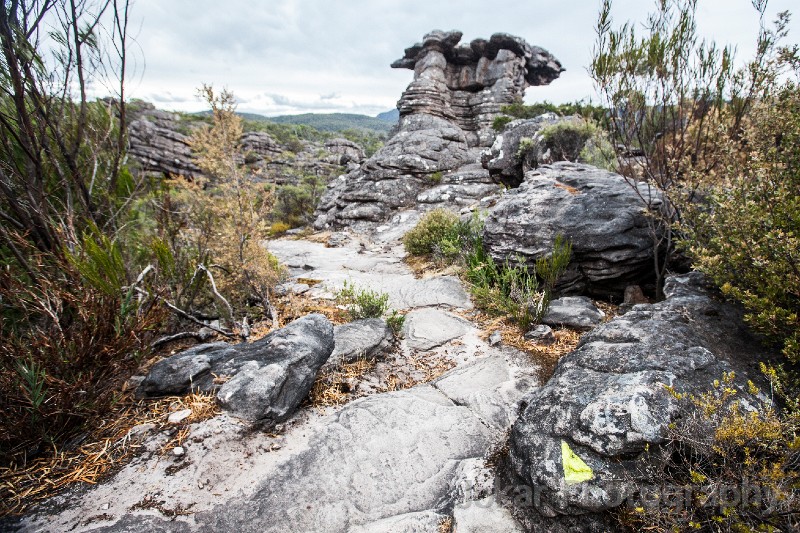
[0,1,161,460]
[491,100,608,132]
[273,173,327,228]
[402,209,465,260]
[154,85,286,332]
[465,235,572,331]
[614,371,800,532]
[682,81,800,363]
[589,0,797,297]
[335,282,405,336]
[402,210,572,330]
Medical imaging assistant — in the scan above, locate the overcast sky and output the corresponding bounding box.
[121,0,799,117]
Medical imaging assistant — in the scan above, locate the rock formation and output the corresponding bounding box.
[127,103,202,178]
[503,272,772,529]
[482,162,666,299]
[126,102,363,185]
[313,30,562,229]
[139,314,334,425]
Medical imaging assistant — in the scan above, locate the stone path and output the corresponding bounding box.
[11,223,536,533]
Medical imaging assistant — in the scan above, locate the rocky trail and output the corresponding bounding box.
[10,219,548,533]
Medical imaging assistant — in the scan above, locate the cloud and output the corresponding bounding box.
[127,0,800,115]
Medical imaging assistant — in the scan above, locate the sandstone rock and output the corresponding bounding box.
[139,315,334,425]
[433,350,539,431]
[329,318,393,364]
[506,272,772,522]
[524,324,555,344]
[314,30,562,229]
[324,138,365,165]
[483,162,665,299]
[127,112,201,178]
[542,296,605,330]
[403,307,471,350]
[453,496,525,533]
[481,113,564,187]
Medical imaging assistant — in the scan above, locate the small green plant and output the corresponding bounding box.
[386,310,406,337]
[465,235,572,330]
[539,118,598,162]
[427,171,443,184]
[402,209,462,257]
[336,281,391,320]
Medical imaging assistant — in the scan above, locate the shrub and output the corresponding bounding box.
[270,222,291,236]
[615,370,800,532]
[540,118,598,162]
[273,174,327,228]
[402,209,462,257]
[465,234,572,330]
[682,83,800,362]
[336,281,391,320]
[386,311,406,337]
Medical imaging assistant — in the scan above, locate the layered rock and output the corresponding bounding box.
[314,30,562,229]
[127,103,201,178]
[481,113,563,187]
[139,314,334,425]
[503,273,771,527]
[126,103,361,185]
[483,162,665,299]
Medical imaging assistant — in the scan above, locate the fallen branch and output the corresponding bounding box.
[128,286,234,338]
[151,330,216,350]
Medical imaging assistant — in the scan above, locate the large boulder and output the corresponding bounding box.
[481,113,563,187]
[504,273,772,526]
[483,162,665,299]
[139,314,334,425]
[314,30,562,230]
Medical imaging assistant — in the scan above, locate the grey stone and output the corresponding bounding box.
[483,162,666,298]
[195,386,494,532]
[167,409,192,424]
[453,496,525,533]
[403,308,471,350]
[524,324,555,344]
[330,318,393,364]
[349,510,449,533]
[140,315,334,425]
[433,352,538,431]
[314,30,562,229]
[542,296,605,330]
[506,272,774,520]
[482,113,563,187]
[488,331,502,346]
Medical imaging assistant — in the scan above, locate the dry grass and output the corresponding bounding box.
[465,310,583,380]
[438,516,453,533]
[403,254,461,279]
[307,359,376,408]
[275,292,349,329]
[0,391,219,517]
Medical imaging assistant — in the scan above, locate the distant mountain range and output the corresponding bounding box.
[235,111,398,134]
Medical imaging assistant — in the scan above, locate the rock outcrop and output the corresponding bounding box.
[481,113,563,187]
[503,273,771,527]
[139,314,334,425]
[314,30,562,229]
[127,103,201,178]
[483,162,665,299]
[126,103,362,185]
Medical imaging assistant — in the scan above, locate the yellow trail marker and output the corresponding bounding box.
[561,440,593,484]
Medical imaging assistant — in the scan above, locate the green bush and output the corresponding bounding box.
[540,119,598,162]
[683,83,800,363]
[402,209,462,257]
[273,174,327,228]
[492,100,608,131]
[336,281,391,320]
[465,234,572,330]
[617,370,800,532]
